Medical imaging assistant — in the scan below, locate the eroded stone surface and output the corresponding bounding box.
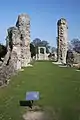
[0,13,31,86]
[57,18,68,64]
[16,14,31,67]
[36,47,49,60]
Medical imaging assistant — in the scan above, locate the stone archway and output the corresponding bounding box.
[38,47,46,60]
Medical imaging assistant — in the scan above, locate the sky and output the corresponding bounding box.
[0,0,80,47]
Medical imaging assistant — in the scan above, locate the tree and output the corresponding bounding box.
[31,38,50,54]
[40,48,44,54]
[41,40,50,53]
[0,44,7,61]
[30,43,36,58]
[51,47,57,53]
[71,38,80,53]
[31,38,41,47]
[68,41,73,51]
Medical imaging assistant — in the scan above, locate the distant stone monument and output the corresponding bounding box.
[36,47,49,60]
[38,47,46,60]
[57,18,68,64]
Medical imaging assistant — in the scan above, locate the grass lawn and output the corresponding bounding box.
[0,61,80,120]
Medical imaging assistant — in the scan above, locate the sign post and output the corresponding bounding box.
[26,91,39,109]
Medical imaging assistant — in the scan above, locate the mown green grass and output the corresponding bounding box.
[0,61,80,120]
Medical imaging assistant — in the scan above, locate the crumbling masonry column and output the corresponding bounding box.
[0,13,31,86]
[16,14,31,67]
[57,18,68,64]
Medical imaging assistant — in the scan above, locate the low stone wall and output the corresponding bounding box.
[73,63,80,69]
[0,63,15,86]
[73,51,80,63]
[0,50,18,86]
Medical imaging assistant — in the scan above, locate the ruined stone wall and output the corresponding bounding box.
[37,47,49,60]
[16,14,31,67]
[57,18,68,64]
[73,51,80,63]
[0,14,31,86]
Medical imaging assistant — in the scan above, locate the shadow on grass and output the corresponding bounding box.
[19,100,33,109]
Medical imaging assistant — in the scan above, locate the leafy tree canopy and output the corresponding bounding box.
[0,44,7,61]
[31,38,50,54]
[30,43,36,58]
[71,38,80,53]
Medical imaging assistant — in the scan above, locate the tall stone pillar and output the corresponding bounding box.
[57,18,68,64]
[16,14,31,67]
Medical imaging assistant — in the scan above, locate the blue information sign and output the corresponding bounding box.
[26,91,39,101]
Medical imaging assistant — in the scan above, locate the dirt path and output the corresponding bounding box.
[23,106,60,120]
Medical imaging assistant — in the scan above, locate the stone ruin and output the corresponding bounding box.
[72,51,80,69]
[1,15,80,86]
[57,18,68,64]
[36,47,49,60]
[57,18,80,68]
[0,14,31,86]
